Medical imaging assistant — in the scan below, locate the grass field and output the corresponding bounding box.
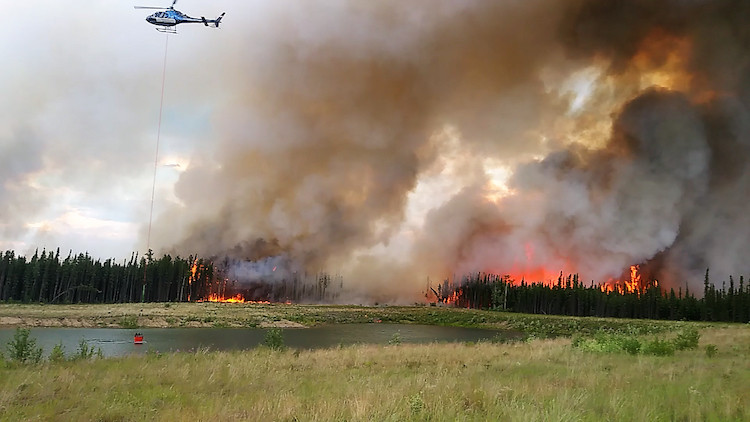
[0,303,748,420]
[0,321,747,421]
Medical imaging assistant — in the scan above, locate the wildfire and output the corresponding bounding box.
[187,259,198,302]
[196,293,283,304]
[438,262,661,307]
[199,293,247,303]
[444,290,460,305]
[599,265,658,295]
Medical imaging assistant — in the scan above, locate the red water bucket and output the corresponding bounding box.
[134,333,144,344]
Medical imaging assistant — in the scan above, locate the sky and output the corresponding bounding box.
[3,0,750,302]
[0,1,239,258]
[1,0,535,265]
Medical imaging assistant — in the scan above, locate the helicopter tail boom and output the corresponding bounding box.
[202,12,225,28]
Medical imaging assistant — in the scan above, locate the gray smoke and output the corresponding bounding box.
[416,0,750,289]
[227,254,299,284]
[86,0,750,299]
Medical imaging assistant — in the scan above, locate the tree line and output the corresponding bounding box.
[0,248,340,304]
[435,270,750,323]
[0,248,215,303]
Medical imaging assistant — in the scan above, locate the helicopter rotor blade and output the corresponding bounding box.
[134,6,168,9]
[171,0,178,8]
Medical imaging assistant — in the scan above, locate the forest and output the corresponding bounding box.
[0,248,747,323]
[436,271,750,323]
[0,249,339,304]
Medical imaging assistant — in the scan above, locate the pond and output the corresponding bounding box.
[0,324,518,358]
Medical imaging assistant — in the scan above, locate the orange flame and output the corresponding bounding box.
[598,265,656,295]
[199,293,246,303]
[187,260,199,302]
[445,290,461,305]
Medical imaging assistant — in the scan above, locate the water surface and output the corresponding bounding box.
[0,324,516,357]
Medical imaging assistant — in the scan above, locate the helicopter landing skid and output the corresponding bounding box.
[156,27,177,34]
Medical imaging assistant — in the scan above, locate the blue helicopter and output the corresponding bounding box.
[135,0,224,33]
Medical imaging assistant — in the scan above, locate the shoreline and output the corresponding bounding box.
[0,302,714,338]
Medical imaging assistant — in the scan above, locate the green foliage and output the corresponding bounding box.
[574,333,635,354]
[672,327,700,351]
[572,328,708,357]
[408,393,425,414]
[388,332,402,346]
[705,344,718,358]
[641,338,675,357]
[575,332,684,357]
[263,327,286,351]
[620,337,642,355]
[71,338,100,361]
[6,328,43,364]
[118,316,139,329]
[49,341,66,363]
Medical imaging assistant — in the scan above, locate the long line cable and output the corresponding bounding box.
[142,33,169,301]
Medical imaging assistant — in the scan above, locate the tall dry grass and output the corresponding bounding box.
[1,325,748,421]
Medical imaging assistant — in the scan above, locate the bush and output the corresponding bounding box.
[574,333,638,354]
[620,337,642,355]
[388,332,402,346]
[49,342,66,363]
[408,393,425,414]
[705,344,718,358]
[672,327,700,351]
[642,338,675,356]
[263,327,286,351]
[71,338,100,361]
[6,328,43,364]
[118,316,139,329]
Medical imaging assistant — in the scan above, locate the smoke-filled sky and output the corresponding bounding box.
[3,0,750,302]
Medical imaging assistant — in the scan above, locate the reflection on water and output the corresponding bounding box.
[0,324,517,358]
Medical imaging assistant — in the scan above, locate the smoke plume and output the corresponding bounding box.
[144,0,750,301]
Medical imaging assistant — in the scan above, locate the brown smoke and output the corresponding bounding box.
[149,0,750,301]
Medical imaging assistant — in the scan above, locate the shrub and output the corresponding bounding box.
[118,316,139,329]
[388,332,402,346]
[673,327,700,351]
[71,338,100,361]
[6,328,43,364]
[572,333,641,355]
[705,344,718,358]
[620,337,642,355]
[263,327,286,351]
[408,393,425,414]
[642,338,675,356]
[49,342,66,363]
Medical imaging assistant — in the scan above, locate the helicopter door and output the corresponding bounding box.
[150,11,173,25]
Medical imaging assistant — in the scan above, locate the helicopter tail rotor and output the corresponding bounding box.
[214,12,225,28]
[202,12,225,28]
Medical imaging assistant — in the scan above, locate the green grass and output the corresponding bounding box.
[0,302,693,338]
[118,315,139,329]
[0,325,748,421]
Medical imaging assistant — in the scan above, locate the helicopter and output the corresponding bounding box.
[135,0,224,33]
